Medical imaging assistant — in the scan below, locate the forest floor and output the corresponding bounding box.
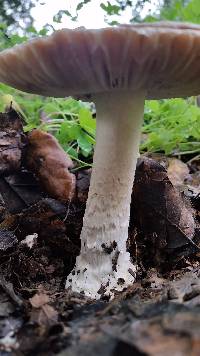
[0,110,200,356]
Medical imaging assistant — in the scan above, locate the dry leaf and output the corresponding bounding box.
[26,129,76,202]
[30,304,58,326]
[29,292,58,327]
[131,157,197,265]
[167,158,189,188]
[29,293,50,308]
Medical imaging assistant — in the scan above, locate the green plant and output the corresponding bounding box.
[141,98,200,156]
[144,0,200,23]
[0,83,95,168]
[1,82,200,165]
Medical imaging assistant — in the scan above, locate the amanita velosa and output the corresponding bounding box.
[0,22,200,299]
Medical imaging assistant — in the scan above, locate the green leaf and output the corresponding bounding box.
[53,10,72,23]
[100,2,120,15]
[79,108,96,136]
[57,121,81,144]
[77,133,93,157]
[63,145,78,159]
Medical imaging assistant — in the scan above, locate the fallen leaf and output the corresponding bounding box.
[30,304,58,327]
[26,129,76,202]
[29,292,58,327]
[131,157,197,266]
[29,293,49,308]
[0,109,24,176]
[167,158,189,188]
[0,229,17,251]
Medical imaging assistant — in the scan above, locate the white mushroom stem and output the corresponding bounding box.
[66,90,145,299]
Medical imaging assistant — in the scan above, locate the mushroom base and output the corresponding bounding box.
[66,91,145,299]
[66,247,136,299]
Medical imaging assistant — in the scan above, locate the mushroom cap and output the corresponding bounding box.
[0,22,200,99]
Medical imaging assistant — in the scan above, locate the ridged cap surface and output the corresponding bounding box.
[0,22,200,99]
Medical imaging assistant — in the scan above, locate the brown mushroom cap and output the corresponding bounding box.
[0,21,200,99]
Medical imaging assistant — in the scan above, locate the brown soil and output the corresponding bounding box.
[0,110,200,356]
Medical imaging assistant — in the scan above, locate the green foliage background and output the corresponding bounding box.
[0,0,200,167]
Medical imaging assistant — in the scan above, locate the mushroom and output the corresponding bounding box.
[0,22,200,299]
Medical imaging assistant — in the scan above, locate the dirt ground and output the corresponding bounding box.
[0,110,200,355]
